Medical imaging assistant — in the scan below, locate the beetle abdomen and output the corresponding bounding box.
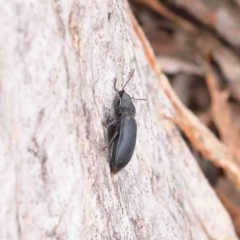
[111,114,137,173]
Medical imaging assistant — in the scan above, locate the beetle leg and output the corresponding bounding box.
[102,120,119,151]
[102,119,118,129]
[106,119,118,129]
[107,120,119,140]
[102,129,119,151]
[107,130,119,148]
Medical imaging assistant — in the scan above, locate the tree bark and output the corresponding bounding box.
[0,0,238,239]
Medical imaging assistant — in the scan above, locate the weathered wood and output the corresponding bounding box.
[0,0,237,239]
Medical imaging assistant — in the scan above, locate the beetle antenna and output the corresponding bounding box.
[131,97,147,101]
[122,69,135,90]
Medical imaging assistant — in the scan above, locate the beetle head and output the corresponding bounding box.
[114,70,136,116]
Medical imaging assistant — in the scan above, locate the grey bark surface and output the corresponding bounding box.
[0,0,238,240]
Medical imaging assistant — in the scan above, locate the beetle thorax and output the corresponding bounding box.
[117,91,136,116]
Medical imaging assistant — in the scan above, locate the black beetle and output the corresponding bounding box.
[106,70,140,174]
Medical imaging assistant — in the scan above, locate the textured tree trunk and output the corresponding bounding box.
[0,0,238,239]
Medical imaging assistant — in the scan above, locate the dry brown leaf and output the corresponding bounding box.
[133,0,240,86]
[160,75,240,191]
[156,57,203,76]
[229,103,240,129]
[205,57,240,168]
[132,0,196,33]
[197,109,211,126]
